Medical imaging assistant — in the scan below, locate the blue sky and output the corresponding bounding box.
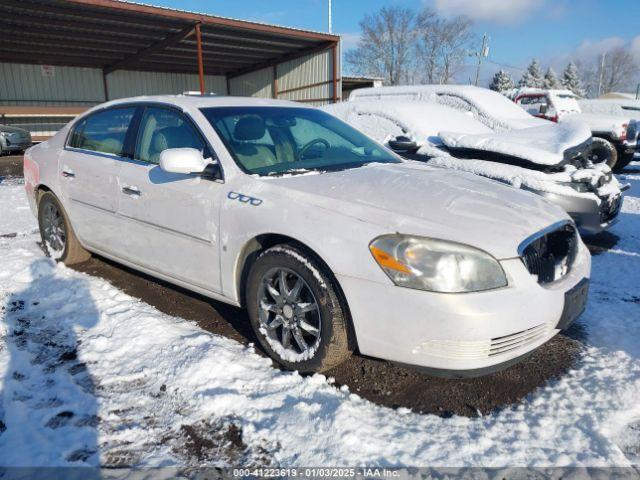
[151,0,640,83]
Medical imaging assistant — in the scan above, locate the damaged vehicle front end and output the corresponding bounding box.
[325,93,626,235]
[438,129,626,235]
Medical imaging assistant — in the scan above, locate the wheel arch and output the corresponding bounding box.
[235,233,358,350]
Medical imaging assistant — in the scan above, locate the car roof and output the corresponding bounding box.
[350,84,483,99]
[89,95,306,112]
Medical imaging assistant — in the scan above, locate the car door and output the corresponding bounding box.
[115,105,223,293]
[59,106,136,253]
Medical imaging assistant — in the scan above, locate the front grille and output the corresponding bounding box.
[520,223,578,284]
[489,323,549,357]
[415,323,550,360]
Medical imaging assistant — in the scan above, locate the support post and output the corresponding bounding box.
[195,23,205,95]
[102,69,109,101]
[331,43,338,103]
[273,65,278,99]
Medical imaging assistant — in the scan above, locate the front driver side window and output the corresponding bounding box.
[135,107,207,164]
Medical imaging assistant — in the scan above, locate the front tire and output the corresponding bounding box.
[587,137,618,169]
[246,244,353,373]
[38,191,90,265]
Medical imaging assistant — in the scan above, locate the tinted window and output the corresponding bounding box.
[201,107,398,176]
[135,107,206,164]
[67,119,86,148]
[70,108,135,156]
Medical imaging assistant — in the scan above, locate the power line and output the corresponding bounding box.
[484,59,526,72]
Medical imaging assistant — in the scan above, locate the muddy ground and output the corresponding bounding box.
[3,155,590,417]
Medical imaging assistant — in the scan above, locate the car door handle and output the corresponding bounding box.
[61,170,75,178]
[122,186,142,197]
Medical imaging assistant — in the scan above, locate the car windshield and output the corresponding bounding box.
[200,106,399,176]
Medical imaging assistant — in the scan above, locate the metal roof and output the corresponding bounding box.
[0,0,340,77]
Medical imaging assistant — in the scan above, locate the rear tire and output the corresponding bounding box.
[614,151,636,172]
[38,191,90,265]
[587,137,618,170]
[246,244,353,373]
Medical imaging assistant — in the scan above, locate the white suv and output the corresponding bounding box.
[24,96,591,377]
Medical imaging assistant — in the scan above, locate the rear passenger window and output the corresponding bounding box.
[135,107,206,164]
[70,108,135,156]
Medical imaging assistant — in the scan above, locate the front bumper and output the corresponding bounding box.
[337,238,591,375]
[532,189,622,235]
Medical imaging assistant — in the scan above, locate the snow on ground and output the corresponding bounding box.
[0,168,640,467]
[0,177,38,238]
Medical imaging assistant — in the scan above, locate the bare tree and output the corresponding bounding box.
[601,48,639,94]
[415,9,440,83]
[437,16,475,84]
[415,9,475,84]
[344,6,417,85]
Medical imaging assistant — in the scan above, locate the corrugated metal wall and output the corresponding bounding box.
[228,66,274,98]
[228,47,340,106]
[0,63,229,105]
[277,49,337,106]
[106,70,227,99]
[1,44,340,138]
[0,63,104,106]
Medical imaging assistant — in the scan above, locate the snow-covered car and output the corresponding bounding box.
[341,89,624,234]
[0,124,32,155]
[23,95,591,377]
[512,89,638,170]
[596,97,640,113]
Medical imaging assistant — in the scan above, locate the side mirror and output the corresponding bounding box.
[388,135,418,152]
[159,148,210,175]
[539,104,548,115]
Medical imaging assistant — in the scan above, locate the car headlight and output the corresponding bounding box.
[369,234,507,293]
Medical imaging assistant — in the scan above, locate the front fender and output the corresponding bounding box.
[218,186,391,303]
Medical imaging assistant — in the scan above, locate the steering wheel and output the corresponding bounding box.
[297,138,330,160]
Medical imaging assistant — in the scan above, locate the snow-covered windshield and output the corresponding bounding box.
[550,92,581,114]
[201,107,399,176]
[455,89,535,121]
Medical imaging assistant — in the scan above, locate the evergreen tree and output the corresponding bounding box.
[489,69,515,93]
[561,61,585,97]
[518,59,545,88]
[543,67,561,89]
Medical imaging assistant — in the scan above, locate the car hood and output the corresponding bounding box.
[0,124,30,135]
[260,162,568,259]
[438,121,592,167]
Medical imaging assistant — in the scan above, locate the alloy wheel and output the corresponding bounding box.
[257,267,321,360]
[42,202,66,254]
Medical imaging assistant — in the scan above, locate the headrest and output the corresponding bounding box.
[234,116,266,141]
[152,126,194,152]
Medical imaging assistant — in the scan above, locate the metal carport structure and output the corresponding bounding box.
[0,0,341,138]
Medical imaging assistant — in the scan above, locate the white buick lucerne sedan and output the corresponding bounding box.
[24,95,591,377]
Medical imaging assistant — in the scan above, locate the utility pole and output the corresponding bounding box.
[328,0,332,34]
[474,34,489,86]
[597,53,606,97]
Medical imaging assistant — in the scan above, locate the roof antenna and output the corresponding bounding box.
[328,0,332,34]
